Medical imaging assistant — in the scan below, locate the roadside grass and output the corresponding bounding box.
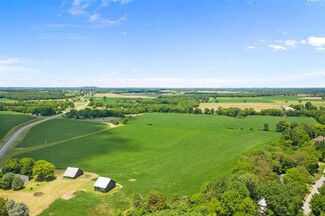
[0,111,35,140]
[16,119,108,148]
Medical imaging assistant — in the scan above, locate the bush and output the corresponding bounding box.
[20,158,35,177]
[6,200,29,216]
[1,172,15,189]
[12,176,24,191]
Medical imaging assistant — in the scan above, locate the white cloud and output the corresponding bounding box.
[315,47,325,51]
[102,14,127,25]
[46,24,82,28]
[89,13,100,22]
[0,56,35,73]
[67,0,131,23]
[307,36,325,47]
[268,44,287,51]
[247,45,257,49]
[283,39,297,47]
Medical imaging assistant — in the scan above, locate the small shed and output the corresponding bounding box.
[313,135,325,143]
[283,106,295,112]
[15,174,29,183]
[94,177,116,193]
[257,197,267,215]
[63,167,84,179]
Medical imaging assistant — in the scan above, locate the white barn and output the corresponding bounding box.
[63,167,84,179]
[94,177,116,193]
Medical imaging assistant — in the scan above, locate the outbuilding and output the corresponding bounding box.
[63,167,84,179]
[94,177,116,193]
[257,197,267,215]
[313,135,325,143]
[15,174,29,183]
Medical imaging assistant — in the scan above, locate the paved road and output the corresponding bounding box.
[0,113,65,158]
[0,100,89,158]
[303,171,325,215]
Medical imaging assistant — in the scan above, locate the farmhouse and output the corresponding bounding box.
[63,167,84,179]
[15,174,29,183]
[94,177,116,192]
[257,197,267,215]
[283,106,295,111]
[313,135,325,143]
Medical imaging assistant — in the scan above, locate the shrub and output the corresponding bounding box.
[12,176,24,191]
[20,158,35,177]
[1,172,15,189]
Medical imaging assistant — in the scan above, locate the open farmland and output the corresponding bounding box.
[16,119,108,148]
[16,113,316,196]
[0,111,35,140]
[200,96,325,111]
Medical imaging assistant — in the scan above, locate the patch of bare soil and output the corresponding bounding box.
[60,192,75,200]
[128,179,136,182]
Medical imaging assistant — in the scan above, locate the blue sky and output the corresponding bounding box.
[0,0,325,87]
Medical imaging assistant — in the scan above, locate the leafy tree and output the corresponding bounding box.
[220,190,244,216]
[1,173,15,189]
[310,194,325,216]
[275,121,289,132]
[20,158,35,177]
[283,167,309,185]
[6,200,29,216]
[0,197,8,216]
[263,123,269,131]
[2,159,20,174]
[11,176,24,191]
[32,160,55,181]
[145,191,167,212]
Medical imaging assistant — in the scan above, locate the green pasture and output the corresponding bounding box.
[0,111,35,140]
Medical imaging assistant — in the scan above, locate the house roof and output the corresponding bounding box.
[63,167,81,178]
[94,177,113,188]
[313,136,325,142]
[258,197,267,207]
[15,174,29,183]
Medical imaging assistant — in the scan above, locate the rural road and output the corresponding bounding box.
[0,113,65,158]
[0,100,90,158]
[303,171,325,215]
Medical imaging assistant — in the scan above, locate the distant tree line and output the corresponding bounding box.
[122,122,325,215]
[0,100,74,116]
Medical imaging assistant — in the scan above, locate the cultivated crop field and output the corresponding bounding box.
[201,96,325,111]
[0,111,35,140]
[16,119,108,148]
[16,113,316,196]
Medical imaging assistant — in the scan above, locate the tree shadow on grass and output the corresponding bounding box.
[16,131,143,170]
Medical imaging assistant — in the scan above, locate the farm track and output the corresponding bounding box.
[0,100,90,160]
[12,128,110,156]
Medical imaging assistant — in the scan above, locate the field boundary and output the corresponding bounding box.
[0,117,43,148]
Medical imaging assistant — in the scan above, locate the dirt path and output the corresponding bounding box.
[303,170,325,215]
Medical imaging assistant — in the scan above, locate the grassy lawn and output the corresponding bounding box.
[0,170,102,216]
[17,119,108,148]
[16,113,316,195]
[0,111,35,140]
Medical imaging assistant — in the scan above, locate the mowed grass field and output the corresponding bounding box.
[201,96,325,111]
[17,119,108,148]
[0,111,35,140]
[16,113,316,196]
